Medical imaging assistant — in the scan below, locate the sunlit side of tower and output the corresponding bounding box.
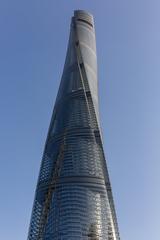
[27,10,120,240]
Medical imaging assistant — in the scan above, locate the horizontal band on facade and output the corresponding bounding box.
[48,127,100,143]
[77,18,93,27]
[37,175,110,190]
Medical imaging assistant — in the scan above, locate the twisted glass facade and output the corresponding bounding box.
[27,10,120,240]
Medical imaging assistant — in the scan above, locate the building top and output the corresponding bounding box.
[74,10,94,26]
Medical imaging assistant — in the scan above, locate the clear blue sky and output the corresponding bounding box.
[0,1,160,239]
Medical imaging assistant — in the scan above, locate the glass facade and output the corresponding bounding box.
[27,10,120,240]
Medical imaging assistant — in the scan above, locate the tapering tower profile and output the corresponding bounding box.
[27,10,120,240]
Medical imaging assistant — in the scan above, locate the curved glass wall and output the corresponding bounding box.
[27,10,120,240]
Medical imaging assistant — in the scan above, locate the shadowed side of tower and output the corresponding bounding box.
[27,10,120,240]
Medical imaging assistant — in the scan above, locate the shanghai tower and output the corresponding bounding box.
[27,10,120,240]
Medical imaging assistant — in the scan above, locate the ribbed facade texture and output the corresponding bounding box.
[27,10,120,240]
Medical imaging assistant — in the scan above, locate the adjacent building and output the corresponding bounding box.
[27,10,120,240]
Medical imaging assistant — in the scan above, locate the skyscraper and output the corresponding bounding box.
[27,10,120,240]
